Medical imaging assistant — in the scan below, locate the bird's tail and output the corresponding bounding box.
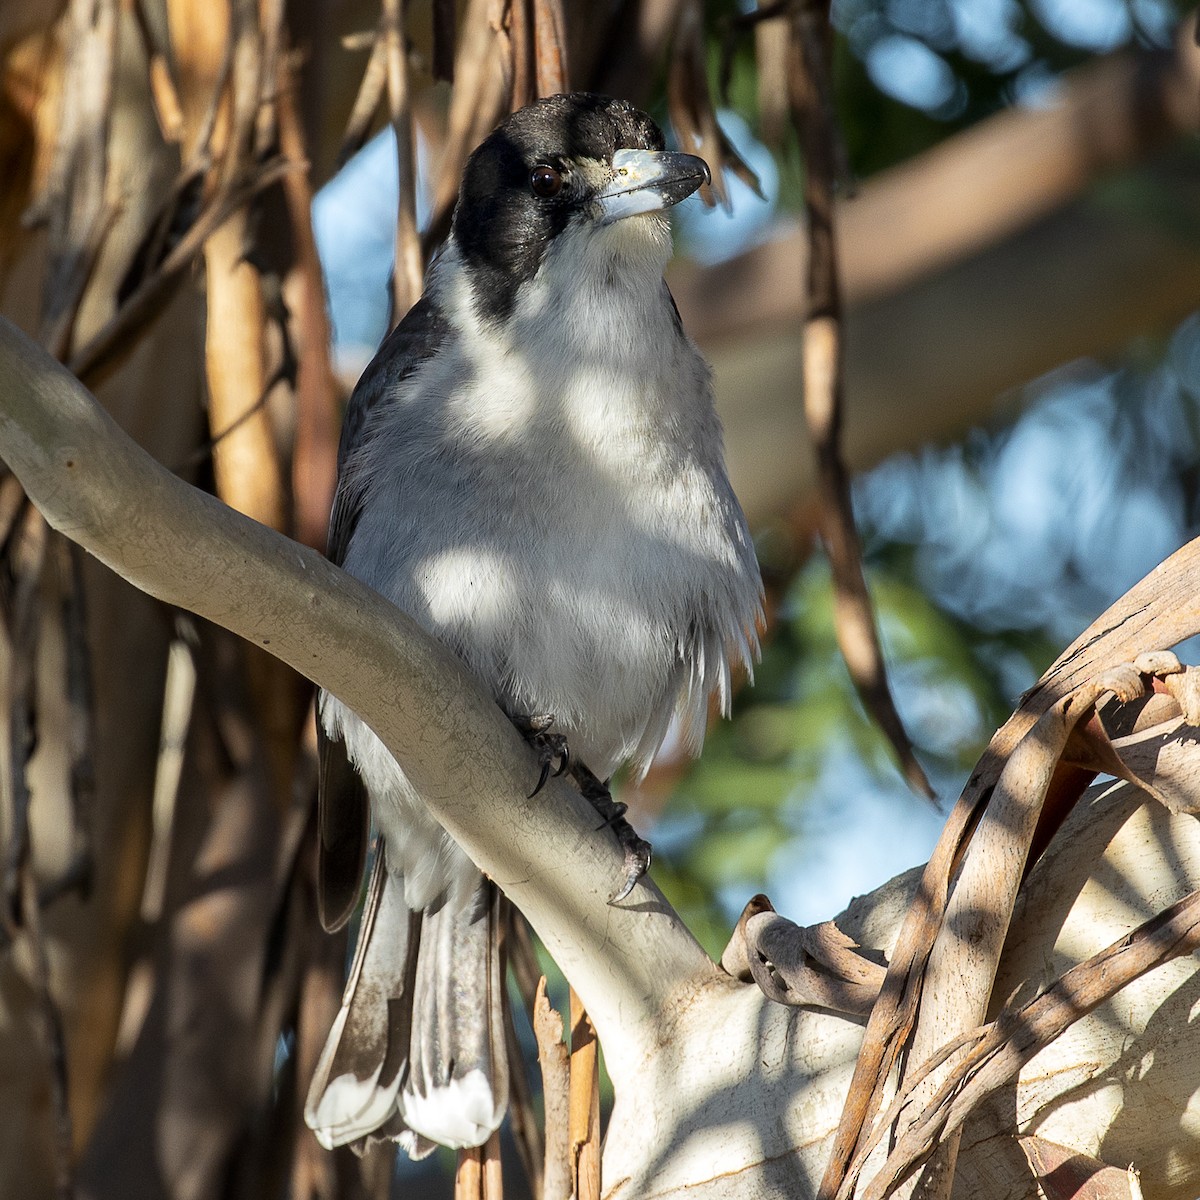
[304,850,509,1156]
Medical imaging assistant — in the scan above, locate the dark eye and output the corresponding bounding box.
[530,164,563,198]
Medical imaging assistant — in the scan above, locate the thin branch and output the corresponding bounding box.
[338,35,388,167]
[456,1131,503,1200]
[506,0,536,111]
[21,861,74,1200]
[382,0,423,323]
[423,0,511,257]
[532,0,569,95]
[60,538,96,901]
[130,0,185,142]
[0,316,715,1087]
[255,0,286,157]
[569,988,600,1200]
[222,0,265,187]
[67,154,295,389]
[504,907,547,1198]
[667,0,762,211]
[789,4,933,801]
[28,0,120,360]
[504,990,544,1199]
[432,0,457,82]
[2,505,46,928]
[276,72,341,554]
[534,978,570,1200]
[0,509,71,1198]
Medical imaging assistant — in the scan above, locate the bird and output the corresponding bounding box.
[304,91,764,1158]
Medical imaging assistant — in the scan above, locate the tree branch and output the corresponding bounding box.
[0,315,715,1089]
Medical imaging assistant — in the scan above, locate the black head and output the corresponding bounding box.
[450,93,706,324]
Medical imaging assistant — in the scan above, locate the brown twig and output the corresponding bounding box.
[534,978,571,1200]
[584,0,686,104]
[60,538,96,901]
[507,901,543,1013]
[28,0,120,361]
[568,988,600,1200]
[255,0,285,158]
[66,153,294,390]
[423,0,511,256]
[788,4,933,802]
[0,510,71,1198]
[131,0,185,141]
[222,0,265,186]
[532,0,569,96]
[338,34,388,167]
[432,0,458,82]
[276,73,341,554]
[506,0,536,110]
[382,0,424,324]
[2,505,47,929]
[504,997,544,1199]
[21,860,74,1200]
[456,1130,504,1200]
[499,904,544,1197]
[667,0,763,210]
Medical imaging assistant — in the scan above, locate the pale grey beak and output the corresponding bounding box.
[595,148,711,224]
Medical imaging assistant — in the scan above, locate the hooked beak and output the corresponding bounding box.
[595,148,711,224]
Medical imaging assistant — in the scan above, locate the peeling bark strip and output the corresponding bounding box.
[30,0,119,360]
[861,883,1200,1198]
[0,508,73,1200]
[532,0,569,96]
[534,978,570,1200]
[1020,1137,1144,1200]
[569,987,600,1200]
[786,1,932,801]
[667,0,762,211]
[721,893,885,1013]
[381,0,423,324]
[823,637,1200,1199]
[820,537,1200,1200]
[423,0,512,255]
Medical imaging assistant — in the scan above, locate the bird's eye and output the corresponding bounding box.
[530,164,563,198]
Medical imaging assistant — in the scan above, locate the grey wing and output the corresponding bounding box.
[326,295,450,566]
[317,721,370,932]
[318,295,450,932]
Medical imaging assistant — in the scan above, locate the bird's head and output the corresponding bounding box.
[449,93,709,323]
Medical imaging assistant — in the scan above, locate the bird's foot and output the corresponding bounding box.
[510,712,570,797]
[569,761,652,905]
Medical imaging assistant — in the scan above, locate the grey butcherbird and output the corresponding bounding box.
[305,92,763,1156]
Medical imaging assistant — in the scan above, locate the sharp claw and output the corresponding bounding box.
[513,713,571,797]
[608,872,638,905]
[529,757,552,799]
[607,842,651,905]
